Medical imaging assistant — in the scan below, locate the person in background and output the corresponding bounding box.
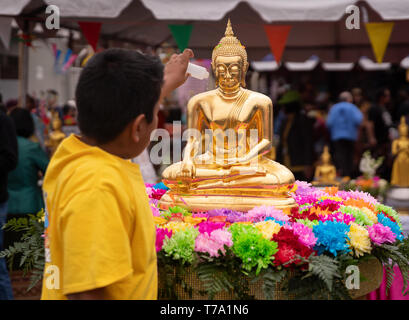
[7,108,49,218]
[0,93,6,113]
[5,99,18,114]
[396,87,409,121]
[63,101,77,126]
[368,88,394,178]
[326,91,363,178]
[26,94,46,150]
[276,90,315,181]
[46,89,63,121]
[0,108,18,300]
[352,88,377,176]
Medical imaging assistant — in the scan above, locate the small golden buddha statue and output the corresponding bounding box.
[45,112,66,155]
[312,146,339,186]
[159,20,295,212]
[391,116,409,187]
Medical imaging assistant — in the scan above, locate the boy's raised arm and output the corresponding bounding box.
[160,49,194,100]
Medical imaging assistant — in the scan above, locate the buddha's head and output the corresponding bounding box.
[399,116,408,137]
[322,146,331,164]
[51,112,62,131]
[212,19,248,93]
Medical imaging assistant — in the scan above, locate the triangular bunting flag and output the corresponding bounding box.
[168,24,193,52]
[365,22,394,63]
[263,25,292,64]
[0,17,13,50]
[78,22,102,52]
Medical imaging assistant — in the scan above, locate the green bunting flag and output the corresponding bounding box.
[168,24,193,52]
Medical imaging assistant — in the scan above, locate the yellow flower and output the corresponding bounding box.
[184,216,207,226]
[360,207,378,224]
[255,221,281,239]
[348,223,371,257]
[164,221,193,233]
[154,216,168,225]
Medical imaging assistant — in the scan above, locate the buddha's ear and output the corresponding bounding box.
[212,62,219,87]
[241,62,248,87]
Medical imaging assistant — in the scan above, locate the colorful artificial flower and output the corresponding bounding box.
[195,228,233,257]
[156,227,172,252]
[254,220,281,239]
[360,207,378,225]
[162,227,199,264]
[184,216,207,225]
[339,206,374,226]
[319,211,355,225]
[164,221,194,233]
[313,220,351,256]
[247,206,290,223]
[368,223,397,245]
[150,203,161,217]
[288,222,318,248]
[376,204,402,228]
[272,228,314,267]
[377,213,404,241]
[230,224,278,275]
[347,223,372,257]
[154,216,168,225]
[295,218,319,229]
[198,221,225,235]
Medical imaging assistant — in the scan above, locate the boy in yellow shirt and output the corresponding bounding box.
[41,48,193,300]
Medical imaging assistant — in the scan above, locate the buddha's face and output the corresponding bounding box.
[399,125,408,137]
[322,153,330,164]
[214,55,245,93]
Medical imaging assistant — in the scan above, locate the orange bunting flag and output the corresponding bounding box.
[263,25,292,64]
[365,22,394,63]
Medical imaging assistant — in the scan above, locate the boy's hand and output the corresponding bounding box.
[162,49,194,97]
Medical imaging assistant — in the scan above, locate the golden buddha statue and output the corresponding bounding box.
[159,20,295,212]
[391,116,409,187]
[312,146,338,186]
[45,111,66,155]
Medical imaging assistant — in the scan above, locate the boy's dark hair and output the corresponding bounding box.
[9,107,35,138]
[75,48,164,144]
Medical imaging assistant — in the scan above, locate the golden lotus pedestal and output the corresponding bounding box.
[158,257,383,300]
[158,192,296,212]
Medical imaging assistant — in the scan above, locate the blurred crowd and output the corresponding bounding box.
[270,82,409,182]
[0,90,80,299]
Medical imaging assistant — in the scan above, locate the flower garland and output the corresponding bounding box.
[149,181,406,275]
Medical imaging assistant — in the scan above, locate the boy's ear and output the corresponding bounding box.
[131,114,147,144]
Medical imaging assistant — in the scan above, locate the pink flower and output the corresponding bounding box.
[320,212,355,224]
[211,228,233,247]
[195,229,232,257]
[150,203,161,217]
[285,223,317,248]
[156,227,173,252]
[368,223,397,245]
[248,206,290,222]
[192,213,209,219]
[198,221,225,235]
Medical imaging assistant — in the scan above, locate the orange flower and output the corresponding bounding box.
[184,216,207,225]
[309,206,331,216]
[343,198,375,212]
[324,187,339,196]
[154,216,168,225]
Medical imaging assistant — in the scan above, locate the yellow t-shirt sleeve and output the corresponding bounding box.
[60,188,133,296]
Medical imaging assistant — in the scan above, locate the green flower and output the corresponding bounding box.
[295,218,319,229]
[229,223,278,275]
[339,206,373,226]
[162,227,199,264]
[376,204,402,228]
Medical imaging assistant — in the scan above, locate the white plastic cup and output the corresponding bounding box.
[187,62,209,80]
